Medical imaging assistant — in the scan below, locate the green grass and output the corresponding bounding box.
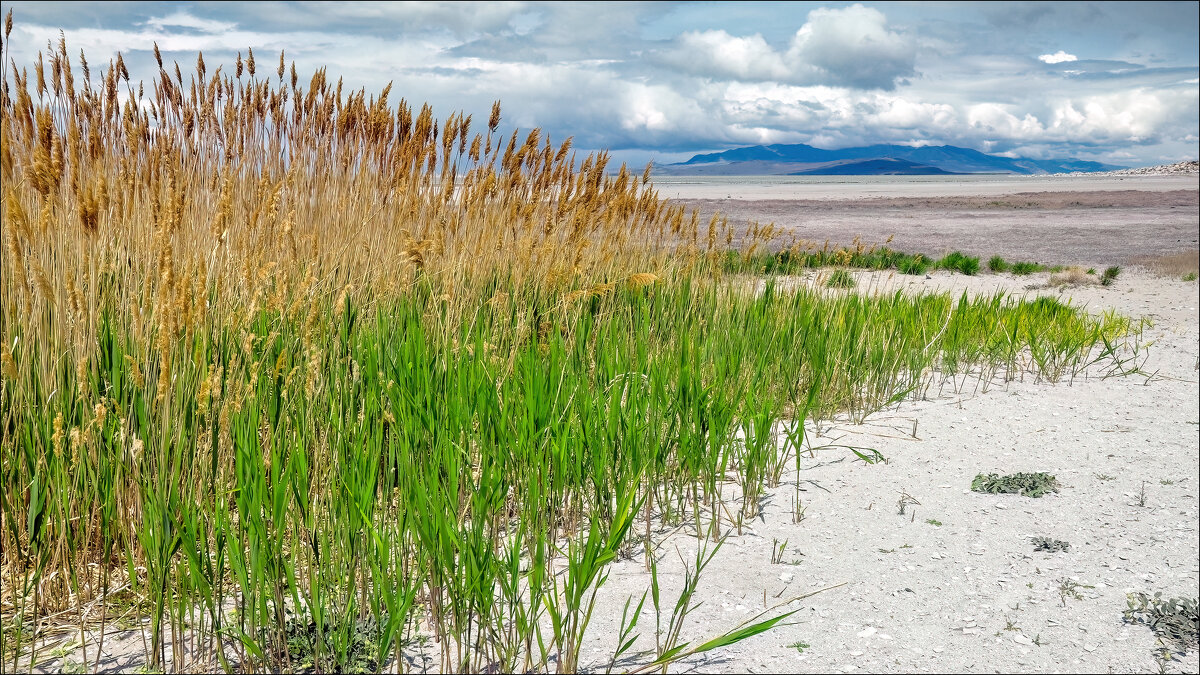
[934,251,981,276]
[1,276,1136,671]
[825,269,856,288]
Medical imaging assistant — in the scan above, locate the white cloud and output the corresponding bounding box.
[2,2,1195,166]
[658,4,914,90]
[144,11,237,35]
[786,4,915,89]
[1039,50,1078,64]
[669,30,790,81]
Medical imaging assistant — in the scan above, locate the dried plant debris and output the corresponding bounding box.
[1030,536,1070,552]
[970,472,1060,497]
[1124,593,1200,656]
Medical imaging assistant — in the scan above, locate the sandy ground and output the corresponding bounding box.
[665,174,1199,267]
[18,177,1200,674]
[584,266,1199,674]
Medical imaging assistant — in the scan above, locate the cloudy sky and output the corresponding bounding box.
[4,1,1197,168]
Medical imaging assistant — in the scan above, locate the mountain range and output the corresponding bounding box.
[656,143,1124,176]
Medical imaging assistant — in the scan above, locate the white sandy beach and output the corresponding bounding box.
[583,265,1199,674]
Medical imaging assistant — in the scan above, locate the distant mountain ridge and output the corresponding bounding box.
[658,143,1123,175]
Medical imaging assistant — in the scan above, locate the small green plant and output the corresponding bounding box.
[851,447,887,464]
[897,492,920,515]
[1086,268,1097,275]
[770,539,789,565]
[825,269,856,289]
[1123,592,1199,656]
[789,641,811,654]
[1137,480,1148,507]
[1160,479,1176,486]
[791,495,806,524]
[1030,536,1070,552]
[1095,473,1116,481]
[925,518,942,527]
[988,256,1009,272]
[1057,578,1094,606]
[971,472,1059,497]
[607,592,647,674]
[1102,265,1121,286]
[1009,261,1041,275]
[59,661,87,675]
[1183,272,1198,282]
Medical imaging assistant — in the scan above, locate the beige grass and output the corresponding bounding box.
[1049,266,1096,287]
[1129,250,1200,278]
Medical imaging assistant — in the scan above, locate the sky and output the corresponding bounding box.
[3,1,1197,169]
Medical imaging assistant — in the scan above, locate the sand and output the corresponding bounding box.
[586,266,1199,674]
[19,176,1200,674]
[587,174,1199,674]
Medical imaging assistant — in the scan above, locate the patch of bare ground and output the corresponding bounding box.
[675,187,1198,268]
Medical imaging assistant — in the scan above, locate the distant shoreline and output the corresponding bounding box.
[650,172,1198,201]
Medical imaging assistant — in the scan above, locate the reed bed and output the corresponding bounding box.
[1,22,1139,673]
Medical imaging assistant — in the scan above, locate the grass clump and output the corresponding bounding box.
[825,269,856,289]
[1050,266,1094,287]
[896,253,929,276]
[1009,261,1043,275]
[988,256,1009,272]
[971,472,1060,497]
[1184,272,1198,282]
[1102,265,1122,286]
[934,251,981,275]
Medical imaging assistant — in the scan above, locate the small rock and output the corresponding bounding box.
[1014,634,1033,645]
[933,646,945,653]
[1084,644,1097,652]
[857,627,877,638]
